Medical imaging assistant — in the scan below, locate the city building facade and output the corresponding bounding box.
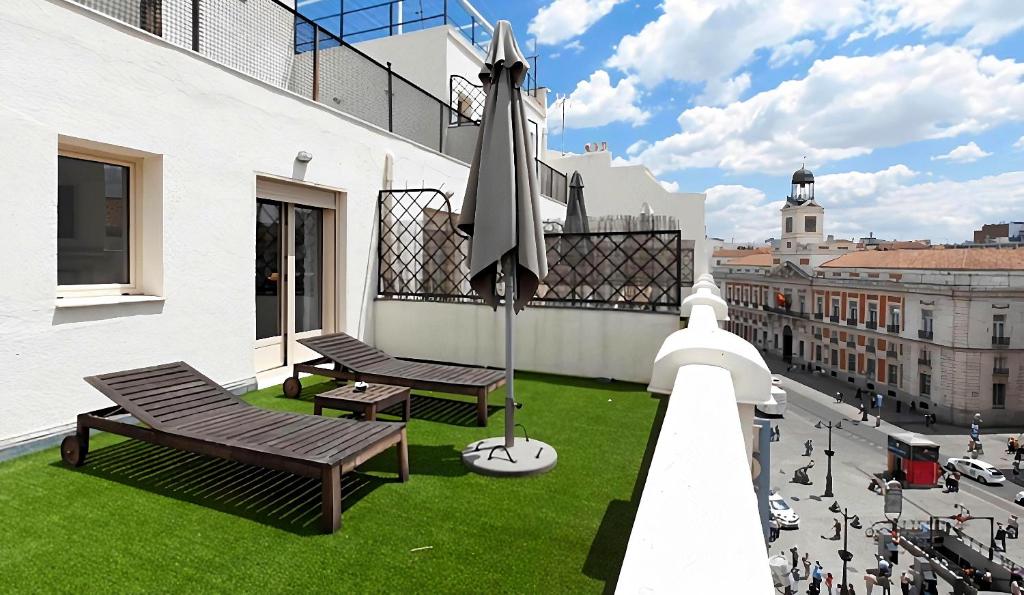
[716,168,1024,425]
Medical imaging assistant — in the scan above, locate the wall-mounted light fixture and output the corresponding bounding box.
[296,151,313,163]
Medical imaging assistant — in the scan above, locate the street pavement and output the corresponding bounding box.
[766,360,1024,594]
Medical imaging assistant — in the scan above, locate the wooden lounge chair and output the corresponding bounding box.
[61,362,407,533]
[284,333,506,426]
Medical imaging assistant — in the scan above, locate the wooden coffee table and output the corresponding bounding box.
[313,384,411,421]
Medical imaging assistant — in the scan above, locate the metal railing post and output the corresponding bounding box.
[438,102,444,152]
[312,24,320,101]
[389,2,394,36]
[443,0,448,25]
[471,19,475,45]
[191,0,200,52]
[387,62,394,132]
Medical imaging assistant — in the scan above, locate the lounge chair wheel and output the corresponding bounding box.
[61,434,87,467]
[283,376,302,399]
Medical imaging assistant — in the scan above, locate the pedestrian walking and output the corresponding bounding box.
[769,516,781,542]
[877,555,891,578]
[899,572,910,595]
[832,518,842,540]
[847,584,856,595]
[825,572,834,593]
[802,552,812,579]
[863,572,877,595]
[776,425,782,441]
[860,402,868,422]
[997,523,1008,551]
[812,561,823,590]
[804,439,814,456]
[876,573,891,595]
[791,547,799,572]
[1011,579,1021,595]
[835,391,843,404]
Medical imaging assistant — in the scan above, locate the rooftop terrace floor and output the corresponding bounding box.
[0,373,663,593]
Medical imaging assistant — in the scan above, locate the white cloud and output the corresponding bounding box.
[696,72,751,106]
[703,185,783,240]
[826,171,1024,242]
[1013,135,1024,150]
[607,0,868,89]
[660,180,681,192]
[769,39,817,68]
[603,0,1022,96]
[628,45,1024,175]
[549,70,650,130]
[858,0,1024,46]
[814,164,918,203]
[706,169,1024,243]
[529,0,625,45]
[931,141,992,162]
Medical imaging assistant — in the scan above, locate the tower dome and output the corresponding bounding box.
[789,164,814,203]
[791,167,814,184]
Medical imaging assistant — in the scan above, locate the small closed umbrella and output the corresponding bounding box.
[563,171,589,234]
[458,21,556,475]
[562,171,590,302]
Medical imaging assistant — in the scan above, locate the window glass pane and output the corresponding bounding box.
[295,206,323,333]
[57,156,130,285]
[255,201,282,340]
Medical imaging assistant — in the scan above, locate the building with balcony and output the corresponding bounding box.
[0,2,770,591]
[716,167,1024,425]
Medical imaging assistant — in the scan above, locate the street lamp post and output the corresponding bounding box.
[839,507,852,595]
[823,421,835,498]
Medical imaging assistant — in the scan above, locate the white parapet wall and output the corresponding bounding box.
[616,274,775,593]
[374,300,678,383]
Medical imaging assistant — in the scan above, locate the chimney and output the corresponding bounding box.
[600,141,608,151]
[584,143,592,152]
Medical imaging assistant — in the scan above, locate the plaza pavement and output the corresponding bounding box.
[766,361,1024,593]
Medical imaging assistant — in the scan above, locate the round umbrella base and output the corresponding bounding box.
[461,437,557,477]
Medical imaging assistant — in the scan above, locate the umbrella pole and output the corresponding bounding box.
[504,254,516,449]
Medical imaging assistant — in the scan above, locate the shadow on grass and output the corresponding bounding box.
[582,394,669,593]
[359,442,470,477]
[55,440,393,536]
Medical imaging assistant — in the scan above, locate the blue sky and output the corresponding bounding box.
[472,0,1024,244]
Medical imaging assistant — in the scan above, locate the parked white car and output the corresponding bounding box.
[769,491,800,529]
[946,458,1006,485]
[1015,490,1024,506]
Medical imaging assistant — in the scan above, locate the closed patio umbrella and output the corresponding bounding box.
[458,20,556,476]
[562,171,590,302]
[563,171,589,234]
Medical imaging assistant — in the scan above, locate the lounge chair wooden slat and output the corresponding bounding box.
[73,362,408,533]
[293,333,506,426]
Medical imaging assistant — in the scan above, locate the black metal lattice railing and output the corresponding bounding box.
[378,189,691,312]
[450,74,485,124]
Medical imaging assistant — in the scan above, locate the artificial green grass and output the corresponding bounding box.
[0,372,663,594]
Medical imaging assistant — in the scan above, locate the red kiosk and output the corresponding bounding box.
[887,432,941,488]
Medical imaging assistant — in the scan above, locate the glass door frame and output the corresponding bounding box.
[254,177,340,373]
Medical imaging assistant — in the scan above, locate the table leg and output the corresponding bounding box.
[367,405,377,421]
[314,402,322,416]
[403,395,411,421]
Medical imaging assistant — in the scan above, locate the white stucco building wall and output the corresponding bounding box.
[0,1,564,444]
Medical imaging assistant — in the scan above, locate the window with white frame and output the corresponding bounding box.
[922,310,933,333]
[57,153,136,291]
